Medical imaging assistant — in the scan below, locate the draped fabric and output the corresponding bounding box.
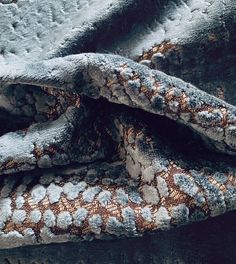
[0,0,236,249]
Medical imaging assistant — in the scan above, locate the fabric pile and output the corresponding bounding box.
[0,0,235,249]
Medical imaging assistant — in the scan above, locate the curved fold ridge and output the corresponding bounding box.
[0,111,235,249]
[1,53,236,155]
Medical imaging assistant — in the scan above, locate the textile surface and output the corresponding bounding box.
[0,0,236,262]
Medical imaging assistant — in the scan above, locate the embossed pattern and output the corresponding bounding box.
[0,0,235,250]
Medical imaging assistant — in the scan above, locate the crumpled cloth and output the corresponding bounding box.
[0,0,236,249]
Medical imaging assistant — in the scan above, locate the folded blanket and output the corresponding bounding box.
[0,0,235,249]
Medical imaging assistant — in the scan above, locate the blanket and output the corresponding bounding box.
[0,0,235,249]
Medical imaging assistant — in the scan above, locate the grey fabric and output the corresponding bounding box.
[0,212,236,263]
[0,0,235,260]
